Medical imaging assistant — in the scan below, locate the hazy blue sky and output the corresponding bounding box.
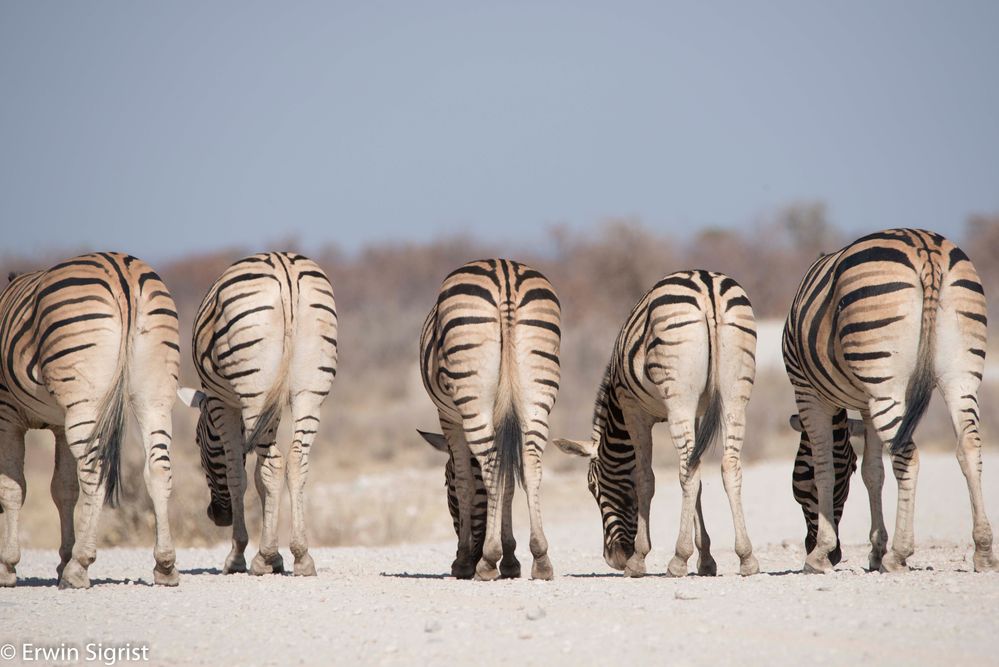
[2,1,997,260]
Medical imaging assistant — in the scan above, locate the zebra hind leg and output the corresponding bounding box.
[59,405,112,589]
[51,429,79,580]
[499,468,520,578]
[941,384,998,571]
[623,417,653,578]
[881,441,919,573]
[251,422,286,576]
[132,396,179,586]
[795,401,838,574]
[693,483,717,576]
[860,420,888,571]
[287,397,325,577]
[0,420,26,587]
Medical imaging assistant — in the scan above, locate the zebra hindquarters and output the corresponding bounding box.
[934,253,998,571]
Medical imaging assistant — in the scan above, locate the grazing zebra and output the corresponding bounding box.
[178,252,337,577]
[783,228,999,573]
[0,253,180,588]
[790,411,863,566]
[419,259,561,580]
[554,270,759,577]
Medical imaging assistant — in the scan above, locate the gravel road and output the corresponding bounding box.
[3,452,999,666]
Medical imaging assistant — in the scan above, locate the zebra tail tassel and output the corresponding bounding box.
[94,365,128,508]
[494,403,524,491]
[891,271,938,456]
[689,388,722,467]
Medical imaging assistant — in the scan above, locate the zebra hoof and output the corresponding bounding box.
[624,556,646,578]
[154,565,180,587]
[293,554,317,577]
[531,555,553,581]
[739,555,759,577]
[450,559,476,580]
[698,557,718,577]
[868,551,885,572]
[222,553,247,574]
[499,557,521,579]
[0,566,16,587]
[803,556,832,574]
[974,550,999,572]
[250,552,285,576]
[474,560,500,581]
[666,556,688,578]
[879,552,909,573]
[58,560,91,589]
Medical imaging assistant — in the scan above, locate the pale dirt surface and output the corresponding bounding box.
[3,452,999,666]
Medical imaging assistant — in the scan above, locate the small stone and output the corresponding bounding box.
[526,606,546,620]
[675,591,698,600]
[519,631,533,640]
[425,619,442,633]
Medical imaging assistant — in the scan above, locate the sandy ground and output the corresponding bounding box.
[3,452,999,666]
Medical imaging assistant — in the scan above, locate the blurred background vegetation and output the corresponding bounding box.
[5,206,999,550]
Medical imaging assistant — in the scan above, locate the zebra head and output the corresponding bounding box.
[790,411,861,565]
[553,436,636,570]
[178,387,235,527]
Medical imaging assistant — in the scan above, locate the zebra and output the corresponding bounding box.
[0,253,180,588]
[789,410,863,566]
[419,259,561,580]
[177,252,337,577]
[554,270,759,577]
[783,227,999,573]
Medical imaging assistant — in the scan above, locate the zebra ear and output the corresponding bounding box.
[789,415,803,432]
[847,418,866,437]
[553,438,597,459]
[177,387,207,409]
[417,430,449,452]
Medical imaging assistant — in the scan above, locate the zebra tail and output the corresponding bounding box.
[494,318,524,490]
[689,293,723,467]
[93,358,128,507]
[245,283,294,449]
[891,265,939,455]
[689,387,722,466]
